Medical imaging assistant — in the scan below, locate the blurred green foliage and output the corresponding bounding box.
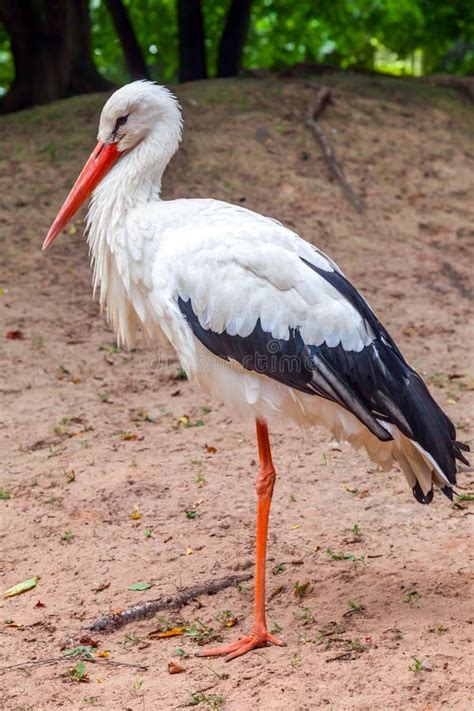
[90,0,178,83]
[1,0,473,95]
[0,30,10,94]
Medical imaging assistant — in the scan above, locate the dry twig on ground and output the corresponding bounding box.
[428,75,474,103]
[0,656,148,674]
[306,84,365,214]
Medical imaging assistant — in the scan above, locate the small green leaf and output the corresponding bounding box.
[128,582,153,591]
[175,646,189,658]
[3,576,40,598]
[63,645,95,660]
[69,659,88,681]
[457,492,474,502]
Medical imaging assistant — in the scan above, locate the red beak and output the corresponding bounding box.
[42,141,120,251]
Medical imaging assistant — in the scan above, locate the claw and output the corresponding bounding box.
[196,631,285,661]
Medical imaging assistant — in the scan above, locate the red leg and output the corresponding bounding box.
[196,418,285,661]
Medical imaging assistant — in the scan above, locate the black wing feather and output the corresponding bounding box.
[178,297,391,441]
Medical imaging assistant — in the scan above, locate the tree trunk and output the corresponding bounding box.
[0,0,112,114]
[104,0,150,80]
[177,0,207,82]
[68,0,114,95]
[0,0,67,112]
[217,0,253,77]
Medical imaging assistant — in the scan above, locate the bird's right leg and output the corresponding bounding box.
[196,418,285,661]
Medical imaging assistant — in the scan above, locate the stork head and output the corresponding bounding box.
[97,81,182,154]
[43,81,182,250]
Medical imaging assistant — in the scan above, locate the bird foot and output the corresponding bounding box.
[195,630,286,661]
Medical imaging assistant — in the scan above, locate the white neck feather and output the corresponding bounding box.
[85,117,181,347]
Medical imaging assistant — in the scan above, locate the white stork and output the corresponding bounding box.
[43,81,469,661]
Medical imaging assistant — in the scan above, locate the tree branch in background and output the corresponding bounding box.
[105,0,150,80]
[306,84,365,215]
[177,0,207,82]
[85,574,252,633]
[217,0,253,78]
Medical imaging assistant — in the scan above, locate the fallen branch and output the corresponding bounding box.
[85,574,252,633]
[306,84,365,214]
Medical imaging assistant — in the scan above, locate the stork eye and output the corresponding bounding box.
[114,114,129,132]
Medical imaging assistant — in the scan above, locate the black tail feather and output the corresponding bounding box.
[454,441,470,467]
[413,482,434,505]
[441,485,454,501]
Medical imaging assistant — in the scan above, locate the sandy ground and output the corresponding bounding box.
[0,76,473,711]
